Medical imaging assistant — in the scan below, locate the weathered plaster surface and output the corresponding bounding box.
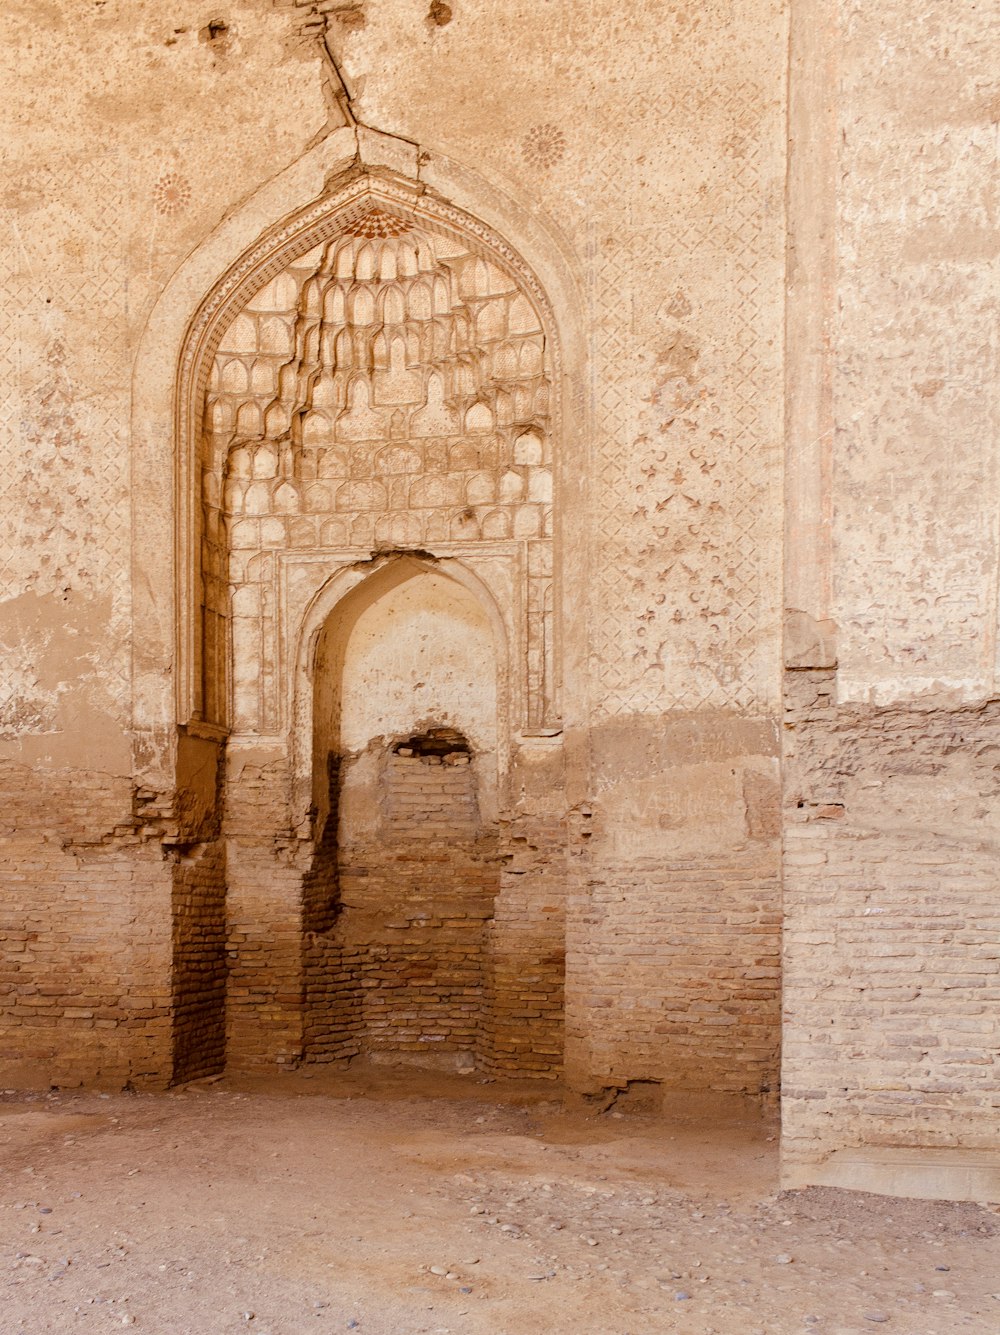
[830,2,1000,704]
[782,0,1000,1191]
[0,0,994,1198]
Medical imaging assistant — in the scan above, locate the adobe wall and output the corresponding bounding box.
[0,3,320,1086]
[4,2,993,1196]
[782,1,1000,1189]
[0,0,788,1097]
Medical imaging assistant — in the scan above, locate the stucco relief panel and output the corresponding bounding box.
[586,92,784,717]
[201,198,558,735]
[0,154,132,723]
[832,16,1000,698]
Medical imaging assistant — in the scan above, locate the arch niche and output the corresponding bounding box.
[176,169,566,1075]
[302,555,505,1069]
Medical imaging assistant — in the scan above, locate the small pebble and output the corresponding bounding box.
[863,1316,889,1325]
[675,1291,690,1301]
[932,1290,956,1299]
[775,1254,794,1265]
[935,1265,950,1272]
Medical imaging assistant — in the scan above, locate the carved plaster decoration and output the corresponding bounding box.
[180,175,560,736]
[152,173,192,217]
[521,124,567,170]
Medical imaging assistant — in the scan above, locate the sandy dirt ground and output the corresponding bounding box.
[0,1066,997,1334]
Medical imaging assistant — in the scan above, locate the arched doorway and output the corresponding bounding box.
[172,169,567,1077]
[304,559,502,1069]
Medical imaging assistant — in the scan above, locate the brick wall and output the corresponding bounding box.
[562,717,784,1104]
[486,806,566,1079]
[216,734,569,1078]
[782,671,1000,1173]
[171,839,227,1083]
[298,742,568,1075]
[169,733,228,1083]
[566,851,781,1099]
[224,750,310,1070]
[0,763,173,1088]
[307,746,501,1068]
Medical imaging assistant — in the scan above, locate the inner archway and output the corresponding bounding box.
[304,562,502,1069]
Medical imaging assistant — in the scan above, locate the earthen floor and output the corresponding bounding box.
[0,1068,996,1334]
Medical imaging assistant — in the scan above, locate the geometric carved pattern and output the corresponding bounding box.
[204,206,556,733]
[589,94,778,716]
[343,207,411,239]
[0,154,131,710]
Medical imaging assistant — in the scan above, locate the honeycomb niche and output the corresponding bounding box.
[176,180,567,1082]
[201,199,556,735]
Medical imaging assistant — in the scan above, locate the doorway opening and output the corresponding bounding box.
[303,561,502,1070]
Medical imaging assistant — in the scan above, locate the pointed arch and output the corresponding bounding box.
[131,129,583,795]
[290,553,511,832]
[127,128,584,1088]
